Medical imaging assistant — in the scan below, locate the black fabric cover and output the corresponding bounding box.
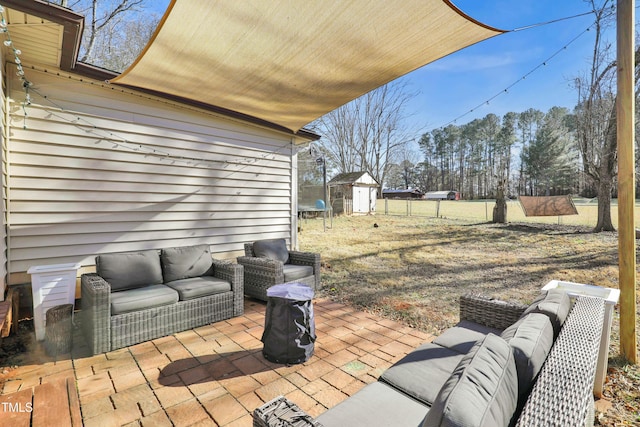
[261,286,315,365]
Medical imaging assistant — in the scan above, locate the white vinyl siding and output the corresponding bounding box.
[0,48,7,298]
[6,67,308,278]
[4,10,63,69]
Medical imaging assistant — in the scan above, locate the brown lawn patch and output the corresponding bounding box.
[299,214,639,426]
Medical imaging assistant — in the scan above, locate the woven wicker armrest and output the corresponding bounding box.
[288,251,320,265]
[516,296,605,427]
[212,259,243,286]
[459,294,528,331]
[212,259,244,316]
[237,256,285,280]
[80,273,112,355]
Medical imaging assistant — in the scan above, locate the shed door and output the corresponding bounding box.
[351,186,367,213]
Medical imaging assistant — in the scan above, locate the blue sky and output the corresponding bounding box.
[402,0,607,134]
[145,1,611,137]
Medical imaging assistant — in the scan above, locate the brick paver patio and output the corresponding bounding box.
[0,298,434,426]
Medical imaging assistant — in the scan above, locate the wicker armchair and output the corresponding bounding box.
[237,239,321,301]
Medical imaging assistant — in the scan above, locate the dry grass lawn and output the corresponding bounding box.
[299,214,640,426]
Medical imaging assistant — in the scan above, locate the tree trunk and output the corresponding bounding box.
[45,304,74,357]
[594,178,615,232]
[492,180,507,223]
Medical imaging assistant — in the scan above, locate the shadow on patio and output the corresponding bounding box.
[0,298,433,426]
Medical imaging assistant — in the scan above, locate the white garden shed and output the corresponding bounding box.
[328,172,379,215]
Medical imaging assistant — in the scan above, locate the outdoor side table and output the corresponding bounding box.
[262,283,316,365]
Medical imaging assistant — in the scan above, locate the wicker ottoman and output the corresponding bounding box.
[253,396,322,427]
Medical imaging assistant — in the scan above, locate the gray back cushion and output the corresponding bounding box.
[96,250,163,291]
[500,313,554,404]
[423,333,519,427]
[252,239,289,263]
[161,245,213,283]
[522,289,571,337]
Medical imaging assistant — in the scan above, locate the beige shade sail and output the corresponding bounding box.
[519,195,579,217]
[111,0,504,132]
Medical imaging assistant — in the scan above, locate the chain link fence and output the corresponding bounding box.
[379,198,629,228]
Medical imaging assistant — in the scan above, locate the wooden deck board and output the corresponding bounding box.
[33,380,72,427]
[66,377,82,427]
[0,387,33,427]
[0,377,80,427]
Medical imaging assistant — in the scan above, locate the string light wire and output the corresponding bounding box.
[432,3,617,131]
[0,5,311,189]
[0,4,616,163]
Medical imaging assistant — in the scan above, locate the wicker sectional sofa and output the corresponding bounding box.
[307,290,605,427]
[80,244,243,355]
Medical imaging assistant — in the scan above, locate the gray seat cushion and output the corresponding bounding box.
[500,313,554,404]
[379,342,465,406]
[97,250,163,291]
[166,276,231,301]
[283,264,314,282]
[316,381,429,427]
[432,320,502,354]
[253,239,290,263]
[161,244,214,283]
[522,289,571,337]
[423,334,519,427]
[111,285,179,315]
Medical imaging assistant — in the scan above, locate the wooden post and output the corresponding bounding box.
[616,0,637,363]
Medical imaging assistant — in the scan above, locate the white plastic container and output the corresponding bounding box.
[28,263,81,341]
[542,280,620,397]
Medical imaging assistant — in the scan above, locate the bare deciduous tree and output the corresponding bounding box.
[573,0,618,232]
[54,0,161,72]
[312,81,417,189]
